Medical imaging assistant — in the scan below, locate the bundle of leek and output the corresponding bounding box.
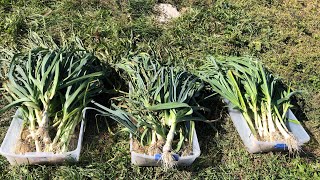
[92,53,205,169]
[198,56,300,152]
[0,46,102,153]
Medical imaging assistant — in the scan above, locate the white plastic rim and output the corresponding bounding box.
[227,104,310,153]
[129,128,201,166]
[0,109,86,165]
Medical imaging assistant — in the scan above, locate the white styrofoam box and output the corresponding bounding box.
[228,106,310,153]
[0,109,86,165]
[130,129,200,166]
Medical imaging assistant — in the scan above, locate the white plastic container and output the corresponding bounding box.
[0,110,86,165]
[130,129,200,166]
[228,106,310,153]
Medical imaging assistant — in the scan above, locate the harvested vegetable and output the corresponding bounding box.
[93,53,205,169]
[198,56,300,152]
[0,46,102,153]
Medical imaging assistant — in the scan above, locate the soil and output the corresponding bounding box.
[14,125,80,154]
[68,126,80,151]
[256,129,293,143]
[132,138,193,156]
[15,128,35,154]
[257,131,282,142]
[255,129,299,152]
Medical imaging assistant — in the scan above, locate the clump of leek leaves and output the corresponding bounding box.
[92,53,205,169]
[0,46,102,153]
[197,56,301,152]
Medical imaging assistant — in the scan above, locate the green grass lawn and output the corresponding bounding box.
[0,0,319,179]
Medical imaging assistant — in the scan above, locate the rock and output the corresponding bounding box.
[154,3,181,23]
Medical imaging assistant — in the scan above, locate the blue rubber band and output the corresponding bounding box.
[154,153,180,161]
[274,144,288,149]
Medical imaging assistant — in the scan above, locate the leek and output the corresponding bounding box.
[0,46,102,153]
[93,53,205,169]
[198,56,300,152]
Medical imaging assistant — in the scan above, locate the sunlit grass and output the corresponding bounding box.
[0,0,319,178]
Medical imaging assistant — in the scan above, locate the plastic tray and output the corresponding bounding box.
[0,110,86,165]
[228,107,310,153]
[130,129,200,166]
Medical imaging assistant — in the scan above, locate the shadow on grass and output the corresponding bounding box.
[194,96,227,165]
[176,92,229,172]
[291,96,320,158]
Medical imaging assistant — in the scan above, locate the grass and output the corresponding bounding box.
[0,0,319,179]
